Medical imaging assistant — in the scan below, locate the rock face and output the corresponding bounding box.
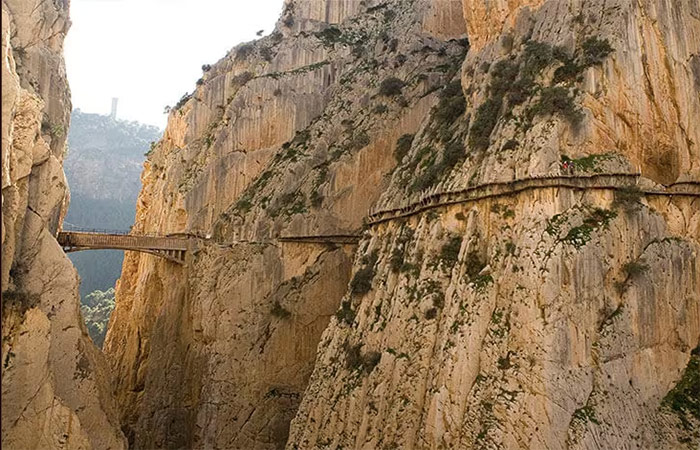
[103,0,467,448]
[105,0,699,449]
[1,0,126,448]
[288,0,700,449]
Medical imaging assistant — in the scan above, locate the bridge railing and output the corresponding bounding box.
[60,225,165,237]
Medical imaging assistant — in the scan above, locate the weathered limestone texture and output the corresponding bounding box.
[1,0,126,448]
[104,0,468,448]
[287,0,700,448]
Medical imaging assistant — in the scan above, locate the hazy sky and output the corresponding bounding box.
[65,0,284,128]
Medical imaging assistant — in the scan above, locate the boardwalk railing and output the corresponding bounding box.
[367,174,700,225]
[57,231,191,264]
[278,234,361,244]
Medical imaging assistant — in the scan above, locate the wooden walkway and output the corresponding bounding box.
[57,231,191,264]
[278,234,361,244]
[57,174,697,263]
[57,231,362,264]
[366,174,700,225]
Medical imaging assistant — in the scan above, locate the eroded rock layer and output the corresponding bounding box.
[104,0,467,448]
[1,0,126,448]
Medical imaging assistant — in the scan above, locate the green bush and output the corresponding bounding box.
[373,104,389,114]
[561,208,617,249]
[344,342,381,373]
[232,71,254,86]
[379,77,405,96]
[174,92,192,110]
[553,59,583,84]
[433,93,466,137]
[488,60,519,96]
[394,134,414,162]
[662,346,700,429]
[235,43,255,61]
[622,260,649,277]
[440,80,463,99]
[442,140,464,170]
[501,139,519,151]
[390,228,414,271]
[336,301,355,325]
[527,86,583,125]
[350,251,378,295]
[439,236,463,269]
[614,186,644,211]
[469,97,502,151]
[260,46,274,62]
[581,37,614,67]
[521,41,556,79]
[310,190,323,208]
[315,26,342,45]
[271,301,291,319]
[432,80,467,134]
[464,251,486,280]
[390,248,405,272]
[573,405,600,425]
[351,132,371,150]
[506,77,536,106]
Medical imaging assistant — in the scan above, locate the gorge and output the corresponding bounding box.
[2,0,699,449]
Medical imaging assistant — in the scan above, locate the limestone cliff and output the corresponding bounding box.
[105,0,699,448]
[1,0,125,448]
[103,0,467,448]
[288,0,700,448]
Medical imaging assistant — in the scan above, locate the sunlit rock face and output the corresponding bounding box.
[103,0,468,448]
[105,0,698,448]
[1,0,126,448]
[287,0,700,448]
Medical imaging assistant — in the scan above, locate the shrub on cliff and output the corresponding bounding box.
[433,80,466,135]
[581,37,614,67]
[438,236,463,269]
[351,251,378,295]
[232,71,254,86]
[271,301,291,319]
[394,134,414,162]
[379,77,405,96]
[336,300,355,325]
[469,98,501,151]
[235,42,255,61]
[527,86,583,125]
[662,346,700,429]
[344,342,381,373]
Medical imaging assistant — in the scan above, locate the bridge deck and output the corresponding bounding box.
[57,232,189,250]
[57,231,190,264]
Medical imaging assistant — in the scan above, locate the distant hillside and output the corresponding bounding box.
[64,110,161,299]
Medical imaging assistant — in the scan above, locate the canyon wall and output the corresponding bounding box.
[1,0,126,448]
[104,0,699,448]
[288,0,700,448]
[103,0,468,448]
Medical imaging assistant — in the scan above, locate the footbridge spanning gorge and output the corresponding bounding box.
[57,229,362,265]
[57,230,194,264]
